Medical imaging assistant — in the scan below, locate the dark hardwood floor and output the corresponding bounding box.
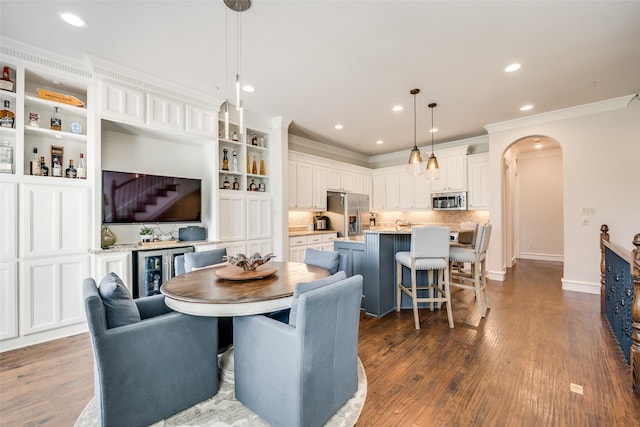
[1,259,639,426]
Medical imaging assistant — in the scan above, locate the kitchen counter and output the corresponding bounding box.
[288,230,338,237]
[334,236,365,243]
[90,240,217,254]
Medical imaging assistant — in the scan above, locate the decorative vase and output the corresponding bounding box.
[101,226,116,248]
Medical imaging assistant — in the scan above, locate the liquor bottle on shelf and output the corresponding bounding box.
[232,130,239,142]
[0,100,15,128]
[222,175,231,189]
[50,107,62,131]
[232,177,239,190]
[52,157,62,177]
[76,153,86,179]
[0,66,14,92]
[222,148,229,171]
[30,147,41,175]
[259,154,266,175]
[65,159,77,178]
[251,155,258,174]
[231,150,238,171]
[248,179,257,191]
[39,156,49,176]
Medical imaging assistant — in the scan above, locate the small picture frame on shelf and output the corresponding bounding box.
[50,145,63,171]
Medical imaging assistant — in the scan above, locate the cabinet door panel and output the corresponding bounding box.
[186,105,216,137]
[93,252,131,285]
[21,255,88,335]
[0,262,18,341]
[147,94,184,131]
[372,175,386,210]
[413,176,431,209]
[385,174,400,209]
[247,196,271,240]
[288,162,297,208]
[327,168,342,190]
[21,184,89,258]
[101,81,145,123]
[312,166,327,210]
[398,173,414,209]
[295,163,312,209]
[218,194,245,241]
[0,182,17,260]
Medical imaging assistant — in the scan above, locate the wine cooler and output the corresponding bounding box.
[133,246,194,298]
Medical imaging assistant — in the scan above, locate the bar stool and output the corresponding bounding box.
[396,225,453,329]
[449,222,492,317]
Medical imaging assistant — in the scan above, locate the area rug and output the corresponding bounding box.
[74,358,367,426]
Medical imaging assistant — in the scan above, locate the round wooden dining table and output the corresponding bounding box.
[161,261,329,317]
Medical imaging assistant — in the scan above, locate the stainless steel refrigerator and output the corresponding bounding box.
[326,191,370,237]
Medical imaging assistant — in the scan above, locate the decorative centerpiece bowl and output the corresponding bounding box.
[223,252,276,271]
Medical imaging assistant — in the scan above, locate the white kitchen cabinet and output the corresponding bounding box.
[467,152,490,210]
[218,192,245,242]
[20,254,89,336]
[372,174,386,210]
[92,252,131,289]
[430,147,467,192]
[322,233,338,251]
[398,172,415,209]
[100,80,145,124]
[294,162,313,209]
[289,235,308,262]
[0,182,17,260]
[327,168,342,191]
[147,94,184,131]
[186,104,216,138]
[20,183,89,259]
[0,261,18,341]
[413,175,431,209]
[341,171,363,193]
[247,194,271,240]
[385,174,400,210]
[312,165,328,210]
[362,174,373,201]
[288,161,297,208]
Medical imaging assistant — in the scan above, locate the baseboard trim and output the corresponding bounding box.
[0,323,88,353]
[561,278,601,294]
[488,269,506,281]
[519,252,564,262]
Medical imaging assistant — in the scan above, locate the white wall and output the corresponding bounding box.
[517,148,563,261]
[101,128,213,244]
[487,95,640,293]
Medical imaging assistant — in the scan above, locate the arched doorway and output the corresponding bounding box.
[501,135,563,271]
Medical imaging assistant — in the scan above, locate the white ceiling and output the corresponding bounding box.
[2,1,639,157]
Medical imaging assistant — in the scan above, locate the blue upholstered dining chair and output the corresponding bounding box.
[174,247,232,352]
[303,247,348,274]
[396,225,453,329]
[233,272,363,427]
[174,247,227,275]
[83,273,218,427]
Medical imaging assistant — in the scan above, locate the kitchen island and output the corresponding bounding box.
[335,226,471,317]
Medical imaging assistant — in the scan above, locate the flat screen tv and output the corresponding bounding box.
[102,170,202,224]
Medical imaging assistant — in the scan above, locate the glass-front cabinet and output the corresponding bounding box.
[218,121,269,193]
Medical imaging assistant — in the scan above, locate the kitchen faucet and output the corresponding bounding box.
[395,219,412,231]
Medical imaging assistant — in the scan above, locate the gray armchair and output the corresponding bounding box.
[304,247,348,274]
[83,276,218,427]
[233,274,363,427]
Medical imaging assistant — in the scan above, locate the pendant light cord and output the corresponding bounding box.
[413,92,417,149]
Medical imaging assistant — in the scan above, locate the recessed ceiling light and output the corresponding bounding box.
[430,128,438,133]
[376,140,384,145]
[534,142,543,149]
[58,11,87,28]
[392,105,403,112]
[520,104,533,111]
[242,84,254,93]
[334,124,343,130]
[505,63,521,73]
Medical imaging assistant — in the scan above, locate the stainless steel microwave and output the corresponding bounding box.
[431,191,467,210]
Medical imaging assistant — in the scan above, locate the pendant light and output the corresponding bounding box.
[425,102,440,180]
[224,0,251,134]
[406,88,423,176]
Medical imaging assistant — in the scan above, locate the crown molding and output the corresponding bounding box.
[288,134,370,166]
[0,37,91,79]
[484,94,637,134]
[88,54,224,109]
